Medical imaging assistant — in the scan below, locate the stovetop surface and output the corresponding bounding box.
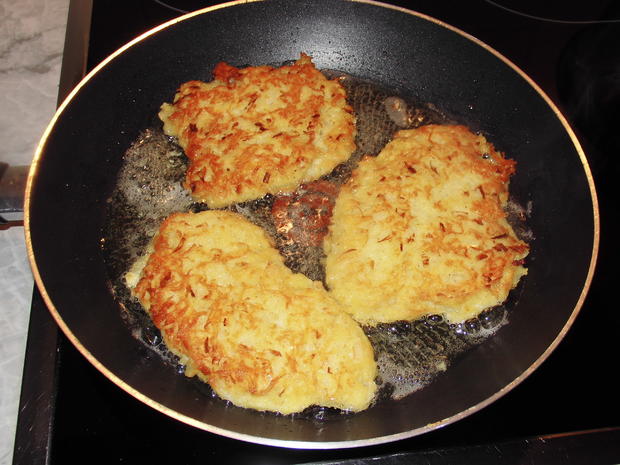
[14,0,620,463]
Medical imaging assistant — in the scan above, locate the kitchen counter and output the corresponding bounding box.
[0,1,69,463]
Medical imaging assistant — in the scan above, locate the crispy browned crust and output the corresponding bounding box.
[159,54,356,207]
[324,124,529,325]
[131,210,376,414]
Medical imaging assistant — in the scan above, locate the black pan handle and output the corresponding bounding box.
[0,162,28,225]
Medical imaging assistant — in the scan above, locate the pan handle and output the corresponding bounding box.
[0,162,28,225]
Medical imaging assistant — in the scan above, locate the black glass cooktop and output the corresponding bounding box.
[13,1,620,463]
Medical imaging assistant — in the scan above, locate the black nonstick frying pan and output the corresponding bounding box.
[25,0,598,448]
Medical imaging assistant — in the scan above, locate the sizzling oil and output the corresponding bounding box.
[101,72,529,413]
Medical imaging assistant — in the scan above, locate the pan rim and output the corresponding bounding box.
[23,0,600,449]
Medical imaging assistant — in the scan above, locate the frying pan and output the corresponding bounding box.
[25,0,598,449]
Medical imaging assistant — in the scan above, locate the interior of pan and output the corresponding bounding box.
[26,0,597,448]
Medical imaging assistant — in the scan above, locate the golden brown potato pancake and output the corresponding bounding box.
[128,210,376,414]
[159,54,356,207]
[324,125,529,325]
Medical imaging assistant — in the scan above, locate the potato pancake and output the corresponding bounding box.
[159,54,356,207]
[324,125,529,325]
[128,210,376,414]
